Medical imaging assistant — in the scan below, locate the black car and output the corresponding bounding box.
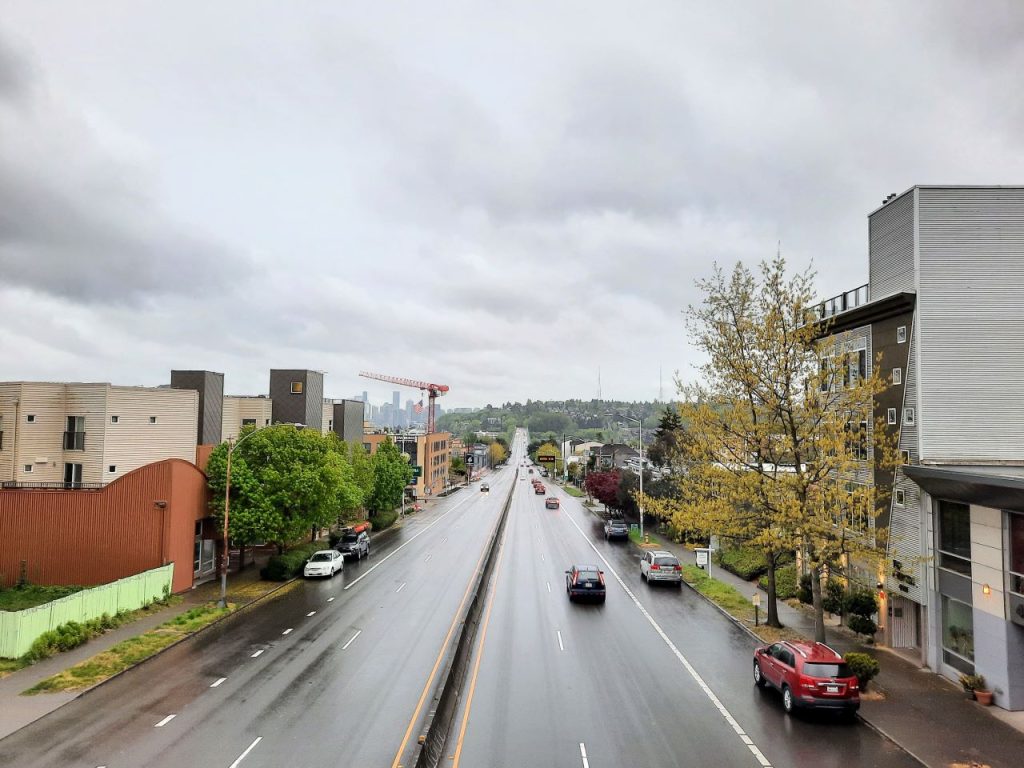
[566,564,606,603]
[336,530,370,560]
[604,519,630,541]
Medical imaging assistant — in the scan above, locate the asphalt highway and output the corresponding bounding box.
[0,448,518,768]
[446,472,923,768]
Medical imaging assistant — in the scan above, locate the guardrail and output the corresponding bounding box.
[412,468,516,768]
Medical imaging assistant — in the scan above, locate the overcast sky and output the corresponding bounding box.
[2,2,1023,409]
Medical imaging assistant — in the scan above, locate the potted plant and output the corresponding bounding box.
[958,673,989,702]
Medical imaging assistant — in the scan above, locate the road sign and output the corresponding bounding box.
[465,454,475,465]
[411,465,422,479]
[538,455,556,463]
[695,548,710,568]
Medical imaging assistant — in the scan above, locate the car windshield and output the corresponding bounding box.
[610,521,627,528]
[341,534,359,542]
[310,553,332,562]
[804,662,852,678]
[654,557,678,566]
[577,569,600,581]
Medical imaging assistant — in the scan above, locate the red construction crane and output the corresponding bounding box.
[359,371,450,434]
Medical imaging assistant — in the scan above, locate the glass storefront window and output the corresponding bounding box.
[1010,512,1024,597]
[941,595,975,674]
[938,500,971,575]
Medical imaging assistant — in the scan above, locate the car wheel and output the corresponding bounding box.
[641,570,647,581]
[782,686,795,714]
[753,662,766,688]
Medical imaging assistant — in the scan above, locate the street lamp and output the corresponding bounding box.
[219,421,304,608]
[608,413,645,538]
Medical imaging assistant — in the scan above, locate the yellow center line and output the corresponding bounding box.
[451,504,511,767]
[390,517,496,768]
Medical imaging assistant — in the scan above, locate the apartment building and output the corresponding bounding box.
[362,431,451,498]
[221,395,274,442]
[270,369,324,431]
[817,186,1024,709]
[0,382,198,487]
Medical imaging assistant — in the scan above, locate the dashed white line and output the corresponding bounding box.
[396,582,407,593]
[580,742,590,768]
[154,714,176,728]
[546,581,551,593]
[342,630,362,650]
[307,611,316,617]
[250,649,264,658]
[282,628,293,635]
[563,511,774,768]
[228,736,263,768]
[556,630,564,651]
[210,677,227,688]
[327,597,335,602]
[344,493,475,590]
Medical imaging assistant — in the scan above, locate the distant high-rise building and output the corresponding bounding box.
[392,391,401,429]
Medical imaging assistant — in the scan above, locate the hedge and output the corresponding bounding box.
[717,546,794,582]
[758,564,798,600]
[369,509,399,532]
[260,542,326,581]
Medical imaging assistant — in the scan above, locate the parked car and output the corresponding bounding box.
[304,550,344,578]
[480,483,489,492]
[565,564,606,603]
[640,550,683,586]
[545,497,559,509]
[604,519,630,541]
[534,484,546,494]
[336,531,370,560]
[753,640,861,716]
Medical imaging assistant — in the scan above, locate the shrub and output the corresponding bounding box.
[260,542,325,581]
[717,546,769,581]
[759,564,798,599]
[845,652,880,689]
[959,673,986,692]
[844,589,878,619]
[823,580,845,614]
[848,614,878,638]
[369,509,399,532]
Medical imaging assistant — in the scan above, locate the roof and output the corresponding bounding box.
[903,465,1024,513]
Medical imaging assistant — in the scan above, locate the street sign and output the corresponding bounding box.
[695,548,710,568]
[752,592,761,607]
[465,455,475,465]
[411,465,422,479]
[538,455,556,463]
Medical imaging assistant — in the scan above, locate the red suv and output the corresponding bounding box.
[753,640,860,716]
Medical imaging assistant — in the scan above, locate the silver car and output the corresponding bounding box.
[640,550,683,586]
[337,531,370,560]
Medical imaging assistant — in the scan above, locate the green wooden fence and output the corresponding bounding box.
[0,564,174,658]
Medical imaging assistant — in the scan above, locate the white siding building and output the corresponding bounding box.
[221,396,274,442]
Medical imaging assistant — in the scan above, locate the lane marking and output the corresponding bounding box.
[390,518,498,768]
[347,493,475,591]
[540,554,545,562]
[282,628,293,635]
[546,581,551,593]
[396,582,407,593]
[327,597,335,602]
[342,630,362,650]
[210,677,227,688]
[441,537,448,544]
[307,611,316,617]
[154,714,176,728]
[425,553,433,562]
[228,736,263,768]
[563,511,774,768]
[451,497,511,768]
[557,630,564,651]
[251,649,264,658]
[580,742,590,768]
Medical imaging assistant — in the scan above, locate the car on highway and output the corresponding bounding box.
[336,531,370,560]
[753,640,861,716]
[640,550,683,586]
[565,564,606,603]
[604,519,630,541]
[480,483,489,492]
[545,497,559,509]
[528,468,534,474]
[534,484,546,494]
[304,549,344,578]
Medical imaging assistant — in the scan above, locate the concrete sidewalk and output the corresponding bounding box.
[645,526,1024,768]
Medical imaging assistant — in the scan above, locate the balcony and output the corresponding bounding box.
[816,284,870,320]
[63,431,86,451]
[1,481,104,490]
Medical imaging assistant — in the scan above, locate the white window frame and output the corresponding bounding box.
[897,326,907,344]
[900,449,911,464]
[888,408,897,425]
[110,415,119,424]
[26,414,35,423]
[24,464,33,473]
[892,368,902,385]
[903,407,916,426]
[894,488,905,506]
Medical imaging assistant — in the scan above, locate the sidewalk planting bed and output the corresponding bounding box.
[682,565,803,644]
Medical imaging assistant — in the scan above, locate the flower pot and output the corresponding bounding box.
[975,690,994,706]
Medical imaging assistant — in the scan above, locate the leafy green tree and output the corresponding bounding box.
[489,441,508,466]
[367,438,414,513]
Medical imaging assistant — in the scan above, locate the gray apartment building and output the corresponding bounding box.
[818,186,1024,709]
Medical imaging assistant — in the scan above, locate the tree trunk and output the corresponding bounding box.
[765,554,782,628]
[810,565,827,643]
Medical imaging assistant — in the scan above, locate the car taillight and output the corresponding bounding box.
[650,564,660,570]
[599,573,605,586]
[674,564,682,571]
[799,675,818,692]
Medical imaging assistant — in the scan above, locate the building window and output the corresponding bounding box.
[63,462,83,488]
[941,595,975,674]
[887,408,897,425]
[265,419,271,426]
[1009,512,1024,598]
[900,449,911,464]
[897,326,907,343]
[149,416,158,424]
[894,488,905,506]
[847,349,867,388]
[26,414,35,423]
[892,368,902,385]
[328,420,333,430]
[844,421,868,460]
[110,415,119,424]
[64,416,86,450]
[903,407,915,426]
[108,465,116,473]
[24,464,32,473]
[241,418,257,427]
[937,499,971,575]
[291,381,303,394]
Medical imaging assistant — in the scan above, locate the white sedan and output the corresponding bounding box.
[304,550,344,578]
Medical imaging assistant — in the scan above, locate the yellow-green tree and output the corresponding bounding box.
[536,442,562,475]
[646,257,897,640]
[489,441,508,467]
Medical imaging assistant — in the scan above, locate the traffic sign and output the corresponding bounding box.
[411,465,422,479]
[538,455,556,463]
[465,454,475,465]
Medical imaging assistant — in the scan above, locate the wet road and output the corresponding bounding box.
[0,457,515,768]
[447,476,922,768]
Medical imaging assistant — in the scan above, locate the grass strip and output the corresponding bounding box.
[23,602,232,695]
[563,486,584,498]
[0,585,86,612]
[629,528,662,547]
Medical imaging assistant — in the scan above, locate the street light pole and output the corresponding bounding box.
[219,421,304,608]
[608,412,644,538]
